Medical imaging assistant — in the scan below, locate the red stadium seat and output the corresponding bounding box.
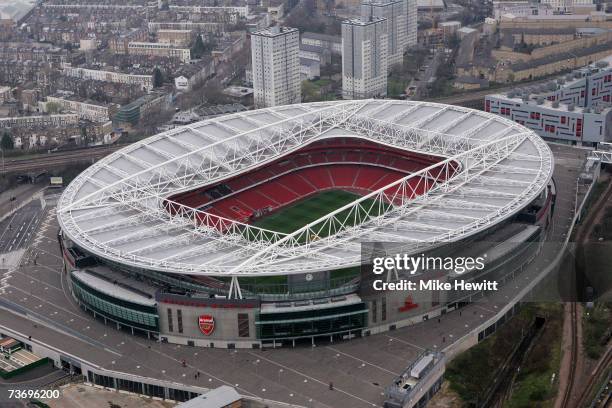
[169,137,455,227]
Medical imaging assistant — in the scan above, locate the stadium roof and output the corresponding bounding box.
[57,100,553,281]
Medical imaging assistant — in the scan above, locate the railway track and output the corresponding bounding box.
[0,146,121,174]
[561,301,579,408]
[559,177,612,408]
[576,347,612,408]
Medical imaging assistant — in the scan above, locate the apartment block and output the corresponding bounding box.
[0,114,79,129]
[342,16,388,99]
[485,57,612,146]
[128,42,191,63]
[45,94,119,123]
[157,29,193,47]
[362,0,406,67]
[251,26,301,108]
[406,0,417,47]
[62,67,154,92]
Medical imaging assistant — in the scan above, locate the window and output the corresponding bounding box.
[144,384,165,398]
[371,300,377,323]
[93,373,114,388]
[238,313,250,337]
[167,309,173,332]
[177,309,183,334]
[592,88,597,96]
[117,379,142,394]
[581,90,585,98]
[381,296,387,321]
[561,116,566,124]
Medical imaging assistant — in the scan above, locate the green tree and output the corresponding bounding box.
[1,131,14,150]
[191,35,206,59]
[152,67,164,88]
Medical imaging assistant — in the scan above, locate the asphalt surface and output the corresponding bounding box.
[0,201,42,254]
[0,145,588,407]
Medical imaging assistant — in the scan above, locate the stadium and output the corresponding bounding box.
[56,100,555,348]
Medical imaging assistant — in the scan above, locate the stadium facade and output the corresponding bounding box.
[57,100,555,348]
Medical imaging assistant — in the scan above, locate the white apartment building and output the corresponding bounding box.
[485,57,612,146]
[362,0,407,68]
[540,0,594,12]
[0,114,79,129]
[406,0,417,47]
[45,96,117,123]
[62,66,154,91]
[128,42,191,63]
[250,26,301,108]
[169,5,247,18]
[342,16,388,99]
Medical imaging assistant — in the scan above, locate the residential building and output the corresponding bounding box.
[486,93,611,146]
[114,93,169,126]
[250,26,301,108]
[540,0,595,13]
[175,76,189,91]
[300,58,321,80]
[0,114,79,129]
[299,44,331,65]
[157,29,193,47]
[485,57,612,146]
[362,0,407,67]
[44,94,119,123]
[301,32,342,55]
[62,66,154,92]
[342,16,388,99]
[148,22,225,35]
[268,0,285,22]
[128,42,191,63]
[406,0,418,47]
[109,29,148,54]
[168,4,248,18]
[0,86,11,103]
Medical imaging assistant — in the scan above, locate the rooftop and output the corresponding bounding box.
[57,100,553,277]
[252,26,298,37]
[301,31,341,43]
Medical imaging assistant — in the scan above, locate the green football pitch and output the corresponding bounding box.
[251,189,386,236]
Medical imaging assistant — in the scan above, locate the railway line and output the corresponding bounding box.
[560,175,612,408]
[561,301,579,408]
[576,347,612,408]
[0,146,121,174]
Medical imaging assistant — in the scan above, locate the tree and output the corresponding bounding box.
[45,101,62,114]
[1,131,14,150]
[191,35,206,59]
[152,67,164,88]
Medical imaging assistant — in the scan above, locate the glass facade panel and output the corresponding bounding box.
[177,309,183,334]
[238,313,250,338]
[257,303,367,339]
[71,276,159,331]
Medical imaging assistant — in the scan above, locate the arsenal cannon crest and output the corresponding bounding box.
[198,315,215,336]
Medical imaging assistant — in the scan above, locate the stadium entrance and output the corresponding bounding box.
[257,298,367,346]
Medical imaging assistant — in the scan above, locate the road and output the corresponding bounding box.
[411,50,442,98]
[0,201,41,254]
